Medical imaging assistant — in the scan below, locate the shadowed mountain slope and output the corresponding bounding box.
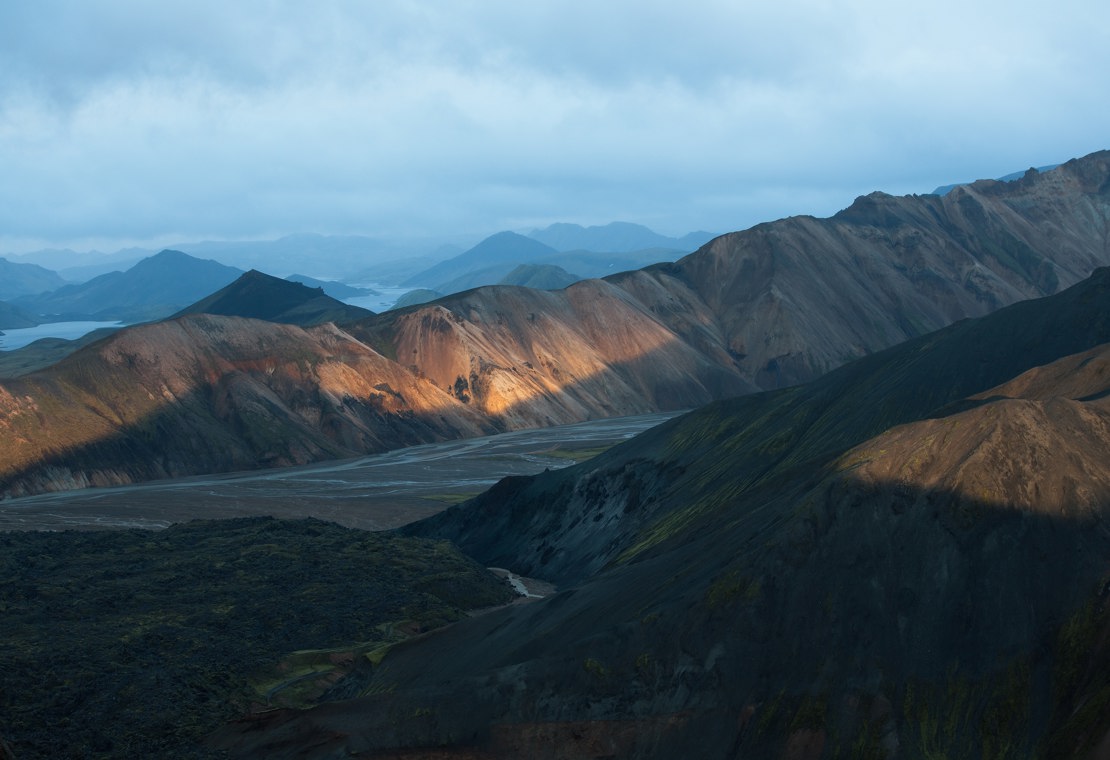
[177,269,373,326]
[0,314,494,498]
[219,267,1110,758]
[13,250,244,322]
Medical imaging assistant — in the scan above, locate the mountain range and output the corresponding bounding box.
[216,258,1110,758]
[400,228,711,296]
[4,150,1110,758]
[11,249,244,323]
[528,221,715,252]
[2,151,1109,498]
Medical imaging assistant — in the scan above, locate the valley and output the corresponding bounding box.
[3,151,1110,759]
[0,411,678,531]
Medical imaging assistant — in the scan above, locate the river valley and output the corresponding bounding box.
[0,411,680,532]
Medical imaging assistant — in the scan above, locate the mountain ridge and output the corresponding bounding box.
[3,150,1110,498]
[13,250,244,322]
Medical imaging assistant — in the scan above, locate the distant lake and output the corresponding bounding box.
[343,284,415,312]
[0,321,123,351]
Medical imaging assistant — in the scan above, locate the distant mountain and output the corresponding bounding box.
[528,221,715,252]
[931,163,1061,195]
[13,250,243,322]
[0,258,67,301]
[402,232,559,289]
[171,233,475,282]
[284,274,376,300]
[178,270,373,326]
[405,229,691,295]
[498,263,580,290]
[0,301,39,330]
[10,234,474,287]
[5,247,148,276]
[390,289,443,309]
[233,266,1110,758]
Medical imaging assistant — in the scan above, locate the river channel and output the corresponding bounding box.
[0,411,680,532]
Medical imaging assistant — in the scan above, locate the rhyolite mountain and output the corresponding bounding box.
[13,250,244,322]
[0,314,496,498]
[356,150,1110,417]
[176,269,373,327]
[0,257,67,301]
[3,151,1110,498]
[217,267,1110,758]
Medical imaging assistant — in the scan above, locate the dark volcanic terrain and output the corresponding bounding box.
[217,267,1110,758]
[0,518,514,759]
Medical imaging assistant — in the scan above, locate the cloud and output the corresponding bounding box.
[1,1,1108,253]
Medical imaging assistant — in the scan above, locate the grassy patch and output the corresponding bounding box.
[420,491,484,504]
[539,444,614,462]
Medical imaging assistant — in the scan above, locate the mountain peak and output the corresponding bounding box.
[176,269,372,326]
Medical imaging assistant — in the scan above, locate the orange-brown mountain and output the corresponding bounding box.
[218,266,1110,759]
[354,150,1110,410]
[3,150,1110,496]
[0,315,495,497]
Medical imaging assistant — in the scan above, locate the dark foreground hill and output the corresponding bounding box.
[216,268,1110,758]
[0,517,513,759]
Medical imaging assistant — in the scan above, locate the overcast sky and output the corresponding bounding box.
[2,1,1108,255]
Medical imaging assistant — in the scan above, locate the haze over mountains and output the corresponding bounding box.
[2,151,1109,498]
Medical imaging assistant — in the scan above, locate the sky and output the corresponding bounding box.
[2,0,1108,256]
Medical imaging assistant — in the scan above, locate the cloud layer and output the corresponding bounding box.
[2,1,1108,253]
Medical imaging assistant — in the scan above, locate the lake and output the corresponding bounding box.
[0,320,123,350]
